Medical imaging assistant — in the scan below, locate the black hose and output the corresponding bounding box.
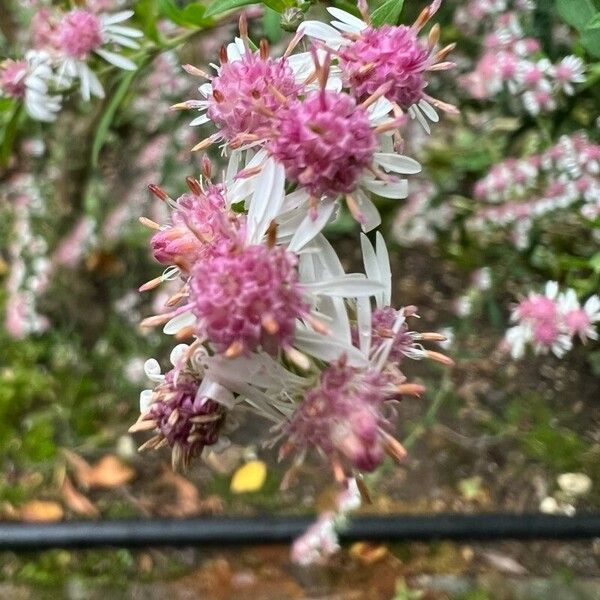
[1,513,600,551]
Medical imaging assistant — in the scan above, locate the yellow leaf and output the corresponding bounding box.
[19,500,64,522]
[230,460,267,494]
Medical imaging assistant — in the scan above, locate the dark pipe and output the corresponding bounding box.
[1,514,600,551]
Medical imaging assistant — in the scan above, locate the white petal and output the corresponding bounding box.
[197,378,236,408]
[139,389,154,413]
[298,21,344,47]
[246,158,285,245]
[144,358,163,382]
[101,10,134,25]
[362,178,408,199]
[355,189,381,232]
[163,311,196,335]
[86,67,105,98]
[95,48,136,70]
[169,344,190,367]
[293,328,368,367]
[326,7,366,31]
[312,234,345,277]
[305,275,383,298]
[418,99,439,122]
[376,232,392,307]
[106,33,140,50]
[356,297,372,356]
[287,198,336,252]
[107,24,143,38]
[189,114,211,126]
[361,233,382,306]
[373,153,421,174]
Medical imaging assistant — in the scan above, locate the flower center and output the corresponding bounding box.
[338,25,430,108]
[57,10,103,59]
[269,90,376,198]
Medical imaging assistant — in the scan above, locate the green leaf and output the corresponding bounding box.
[159,0,186,24]
[589,253,600,273]
[205,0,258,18]
[205,0,289,18]
[135,0,160,43]
[263,6,283,43]
[371,0,404,26]
[587,13,600,28]
[0,103,22,169]
[91,70,138,168]
[555,0,595,31]
[181,3,209,25]
[582,26,600,56]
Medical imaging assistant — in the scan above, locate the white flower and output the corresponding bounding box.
[55,9,142,101]
[0,51,62,122]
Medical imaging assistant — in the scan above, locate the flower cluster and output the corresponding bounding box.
[505,281,600,359]
[392,179,454,246]
[458,6,585,115]
[132,4,452,480]
[129,3,453,564]
[0,4,142,120]
[469,134,600,248]
[2,175,51,338]
[176,4,453,230]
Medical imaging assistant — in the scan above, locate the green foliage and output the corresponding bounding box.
[92,70,139,168]
[371,0,404,26]
[555,0,596,31]
[205,0,293,18]
[159,0,211,26]
[555,0,600,56]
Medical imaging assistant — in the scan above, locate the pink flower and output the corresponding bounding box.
[269,89,376,198]
[0,60,28,98]
[206,51,300,144]
[189,243,309,355]
[135,367,226,470]
[369,306,422,364]
[338,25,430,109]
[151,185,231,274]
[286,357,392,472]
[56,10,103,59]
[515,294,558,323]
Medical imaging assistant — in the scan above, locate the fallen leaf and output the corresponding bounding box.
[159,468,203,517]
[61,476,100,517]
[19,500,64,522]
[230,460,267,494]
[350,542,389,565]
[63,449,135,489]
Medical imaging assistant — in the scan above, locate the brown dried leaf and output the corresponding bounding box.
[159,468,204,517]
[349,542,389,565]
[19,500,64,522]
[61,476,100,517]
[63,449,135,489]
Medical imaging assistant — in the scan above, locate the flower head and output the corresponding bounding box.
[55,9,142,101]
[0,52,62,122]
[339,25,430,109]
[206,49,300,145]
[0,60,28,97]
[298,3,456,130]
[57,10,103,59]
[150,184,231,273]
[286,356,394,471]
[189,243,309,355]
[269,89,376,198]
[132,353,227,470]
